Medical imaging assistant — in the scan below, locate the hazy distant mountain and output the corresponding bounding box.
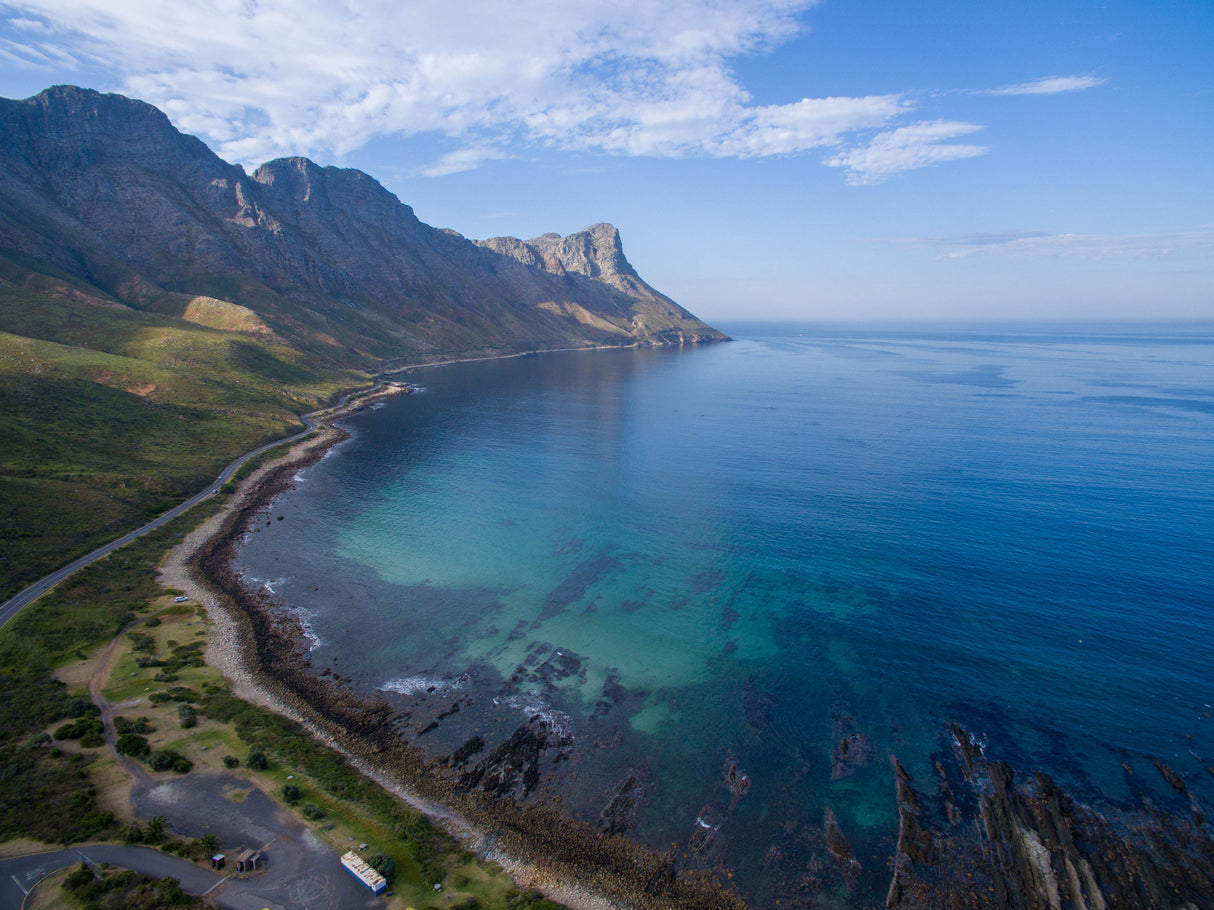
[0,85,725,369]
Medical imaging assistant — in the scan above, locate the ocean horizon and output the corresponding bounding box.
[235,322,1214,906]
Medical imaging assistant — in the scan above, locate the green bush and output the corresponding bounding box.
[126,634,155,653]
[222,754,240,769]
[368,853,395,881]
[246,749,268,770]
[148,749,192,773]
[302,803,324,820]
[115,715,155,735]
[54,716,103,741]
[116,733,150,757]
[282,783,301,804]
[62,696,97,718]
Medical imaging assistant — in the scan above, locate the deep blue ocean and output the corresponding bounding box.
[236,324,1214,900]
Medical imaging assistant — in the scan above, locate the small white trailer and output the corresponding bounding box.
[341,851,387,894]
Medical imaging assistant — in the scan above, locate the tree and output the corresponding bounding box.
[197,832,221,857]
[142,816,167,844]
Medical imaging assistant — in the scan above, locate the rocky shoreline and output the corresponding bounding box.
[163,383,1214,910]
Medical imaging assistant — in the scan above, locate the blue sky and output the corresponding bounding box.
[1,0,1211,322]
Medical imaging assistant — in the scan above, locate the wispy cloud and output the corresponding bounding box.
[0,2,1097,185]
[8,0,895,169]
[826,120,989,184]
[419,145,510,178]
[888,229,1214,260]
[989,74,1106,96]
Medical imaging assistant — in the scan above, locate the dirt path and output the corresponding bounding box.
[87,628,154,787]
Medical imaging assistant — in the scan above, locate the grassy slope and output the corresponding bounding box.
[0,260,365,601]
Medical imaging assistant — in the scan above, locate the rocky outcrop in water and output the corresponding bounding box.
[0,85,726,370]
[882,726,1214,910]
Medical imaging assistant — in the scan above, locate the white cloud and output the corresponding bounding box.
[890,229,1214,260]
[989,74,1106,96]
[5,0,861,165]
[826,120,988,184]
[0,0,927,174]
[1,1,1089,185]
[419,145,509,178]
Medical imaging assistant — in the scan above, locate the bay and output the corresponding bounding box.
[235,323,1214,902]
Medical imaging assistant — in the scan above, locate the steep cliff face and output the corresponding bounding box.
[0,86,726,368]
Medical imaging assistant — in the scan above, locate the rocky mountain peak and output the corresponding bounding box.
[5,85,218,173]
[251,156,421,233]
[478,222,640,286]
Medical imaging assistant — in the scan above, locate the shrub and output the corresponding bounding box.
[302,803,324,820]
[78,731,105,748]
[222,754,240,769]
[65,862,95,890]
[113,716,154,735]
[148,750,192,773]
[246,750,268,771]
[54,717,103,741]
[368,854,395,881]
[177,704,197,729]
[282,783,301,804]
[116,734,150,757]
[62,696,97,718]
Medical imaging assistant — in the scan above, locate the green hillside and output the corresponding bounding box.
[0,256,364,601]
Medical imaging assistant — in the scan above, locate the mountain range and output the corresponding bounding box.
[0,85,725,370]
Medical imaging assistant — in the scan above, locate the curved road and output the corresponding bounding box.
[0,844,226,910]
[0,385,375,631]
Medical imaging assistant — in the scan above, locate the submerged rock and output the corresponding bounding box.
[598,768,650,836]
[824,806,862,882]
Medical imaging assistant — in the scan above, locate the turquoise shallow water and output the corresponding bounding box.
[236,324,1214,900]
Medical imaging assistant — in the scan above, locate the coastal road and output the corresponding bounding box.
[0,384,377,631]
[0,844,225,910]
